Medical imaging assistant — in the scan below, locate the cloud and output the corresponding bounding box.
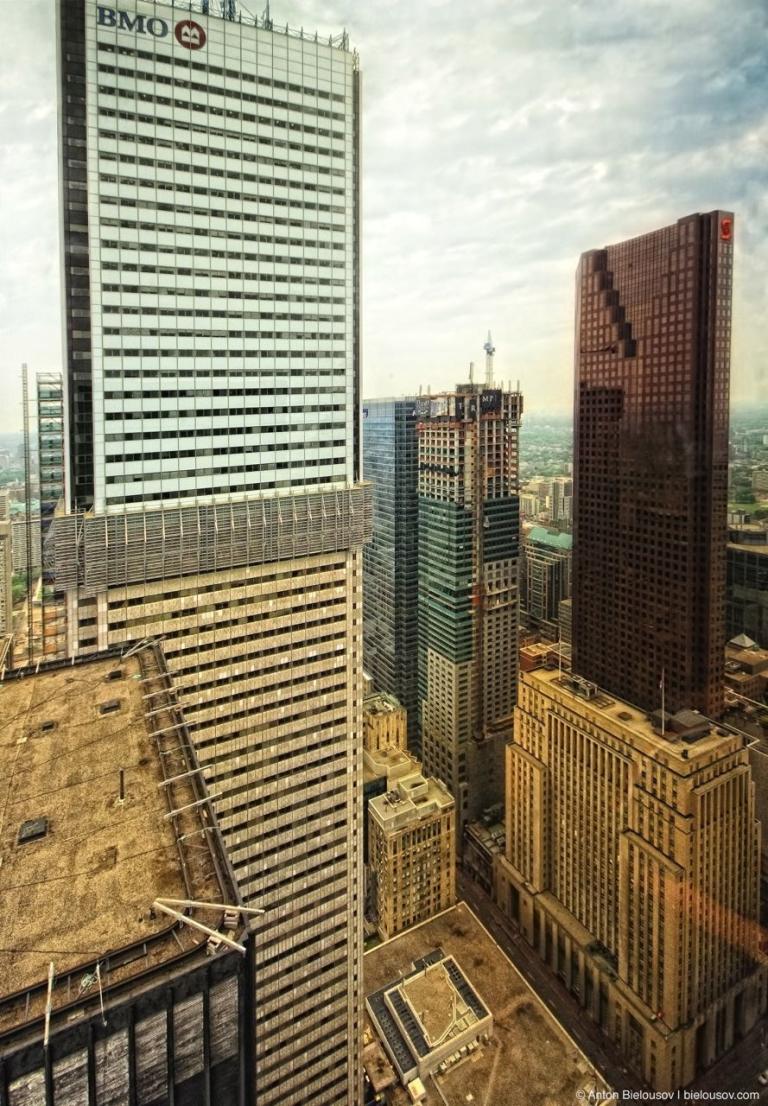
[0,0,765,432]
[1,0,61,431]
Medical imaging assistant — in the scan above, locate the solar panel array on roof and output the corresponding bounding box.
[390,989,430,1057]
[367,986,414,1079]
[445,958,488,1020]
[412,947,445,972]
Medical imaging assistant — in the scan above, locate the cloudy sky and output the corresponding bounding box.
[1,0,766,433]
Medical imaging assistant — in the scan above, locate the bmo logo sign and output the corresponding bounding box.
[96,7,207,50]
[175,19,207,49]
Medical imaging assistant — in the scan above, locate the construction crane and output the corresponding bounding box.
[483,331,495,388]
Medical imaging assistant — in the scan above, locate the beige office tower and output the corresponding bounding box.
[498,665,766,1091]
[369,772,456,940]
[55,2,367,1103]
[416,380,522,831]
[0,491,12,638]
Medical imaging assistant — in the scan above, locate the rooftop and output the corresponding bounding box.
[527,525,573,551]
[0,647,237,1039]
[364,903,604,1106]
[364,747,417,786]
[162,0,352,50]
[364,691,405,716]
[367,947,491,1082]
[523,667,744,767]
[728,533,768,553]
[464,820,505,854]
[369,773,454,832]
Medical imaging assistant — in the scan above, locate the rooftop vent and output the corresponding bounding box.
[40,720,57,733]
[18,817,49,844]
[564,674,598,700]
[617,711,633,722]
[99,699,122,716]
[106,669,124,682]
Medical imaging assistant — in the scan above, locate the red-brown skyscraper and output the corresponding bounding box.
[572,212,733,718]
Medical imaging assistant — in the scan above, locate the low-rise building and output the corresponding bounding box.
[369,774,455,941]
[725,634,768,702]
[462,819,505,896]
[0,646,256,1105]
[363,902,607,1106]
[364,691,408,755]
[366,948,492,1091]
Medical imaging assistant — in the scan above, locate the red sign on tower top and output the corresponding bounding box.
[175,19,206,49]
[720,217,733,242]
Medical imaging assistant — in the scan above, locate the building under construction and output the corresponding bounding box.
[0,645,257,1104]
[416,342,522,831]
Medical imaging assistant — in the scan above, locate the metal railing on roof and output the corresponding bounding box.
[167,0,352,52]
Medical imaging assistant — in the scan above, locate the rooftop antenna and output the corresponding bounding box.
[483,331,495,388]
[263,0,272,28]
[469,361,475,386]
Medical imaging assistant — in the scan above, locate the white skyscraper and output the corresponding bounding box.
[55,2,367,1102]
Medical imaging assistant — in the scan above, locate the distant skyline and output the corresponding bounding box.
[1,0,766,432]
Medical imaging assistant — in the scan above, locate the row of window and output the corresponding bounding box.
[100,260,346,277]
[97,40,349,104]
[100,347,348,358]
[96,119,346,166]
[95,85,347,144]
[101,370,347,384]
[97,212,349,250]
[97,60,348,121]
[98,176,347,217]
[109,440,346,465]
[98,145,346,184]
[107,470,346,504]
[103,418,346,444]
[99,238,345,259]
[101,330,345,341]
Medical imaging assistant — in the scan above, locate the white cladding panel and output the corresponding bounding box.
[83,0,356,512]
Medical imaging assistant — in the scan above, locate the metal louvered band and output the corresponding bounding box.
[52,484,372,596]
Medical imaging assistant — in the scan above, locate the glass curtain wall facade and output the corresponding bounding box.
[37,374,65,550]
[56,3,368,1104]
[572,212,733,718]
[362,398,420,749]
[727,536,768,650]
[519,526,572,641]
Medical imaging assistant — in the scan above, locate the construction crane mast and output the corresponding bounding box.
[483,331,495,388]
